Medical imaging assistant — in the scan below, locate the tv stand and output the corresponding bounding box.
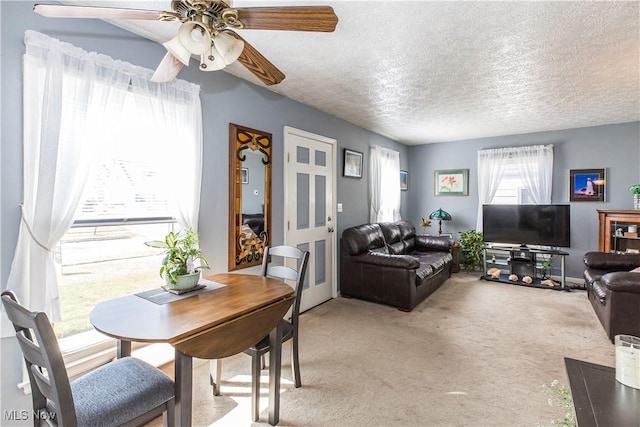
[482,245,569,290]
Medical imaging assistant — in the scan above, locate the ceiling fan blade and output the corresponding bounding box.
[151,52,185,83]
[33,4,176,21]
[230,33,285,86]
[236,7,338,32]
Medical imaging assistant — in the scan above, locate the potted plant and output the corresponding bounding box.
[630,185,640,210]
[458,229,484,272]
[146,228,210,290]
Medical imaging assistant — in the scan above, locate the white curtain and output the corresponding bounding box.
[2,31,202,337]
[476,144,553,230]
[129,75,203,230]
[515,145,553,204]
[369,146,401,223]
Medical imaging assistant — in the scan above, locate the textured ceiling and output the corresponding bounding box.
[59,1,640,144]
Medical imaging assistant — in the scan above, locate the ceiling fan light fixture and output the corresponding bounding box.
[214,31,245,65]
[199,46,226,71]
[162,35,192,66]
[178,21,212,55]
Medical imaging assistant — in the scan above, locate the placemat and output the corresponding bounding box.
[136,279,226,305]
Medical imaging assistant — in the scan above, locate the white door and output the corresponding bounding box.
[284,126,337,313]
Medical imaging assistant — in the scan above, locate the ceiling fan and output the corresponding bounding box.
[33,1,338,84]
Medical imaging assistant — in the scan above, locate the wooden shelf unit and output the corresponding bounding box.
[597,209,640,253]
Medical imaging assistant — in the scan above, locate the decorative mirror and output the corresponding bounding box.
[228,123,272,271]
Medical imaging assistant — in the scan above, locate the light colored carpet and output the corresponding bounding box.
[149,273,614,427]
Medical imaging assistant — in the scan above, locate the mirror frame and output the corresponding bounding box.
[228,123,272,271]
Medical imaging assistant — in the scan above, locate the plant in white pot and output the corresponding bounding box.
[146,228,210,290]
[630,184,640,210]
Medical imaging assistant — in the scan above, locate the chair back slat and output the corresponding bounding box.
[265,265,299,282]
[31,365,56,402]
[261,246,310,326]
[1,291,77,426]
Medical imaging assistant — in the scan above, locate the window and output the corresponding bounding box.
[369,146,401,222]
[491,163,534,205]
[53,89,185,342]
[476,145,553,230]
[11,32,202,388]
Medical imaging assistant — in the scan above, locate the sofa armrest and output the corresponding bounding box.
[583,252,640,271]
[602,272,640,293]
[415,235,452,252]
[352,252,420,269]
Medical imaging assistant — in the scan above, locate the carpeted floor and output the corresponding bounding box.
[148,273,614,426]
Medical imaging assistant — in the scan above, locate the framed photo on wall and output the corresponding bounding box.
[241,167,249,184]
[400,170,408,190]
[569,168,606,202]
[343,149,363,178]
[435,169,469,196]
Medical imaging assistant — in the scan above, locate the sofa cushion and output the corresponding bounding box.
[388,241,406,255]
[584,268,608,287]
[591,281,607,304]
[370,246,389,255]
[415,262,434,284]
[380,222,401,244]
[342,223,386,255]
[413,251,453,272]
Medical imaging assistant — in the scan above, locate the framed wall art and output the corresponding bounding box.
[241,167,249,184]
[400,170,408,190]
[569,168,606,202]
[435,169,469,196]
[343,149,363,178]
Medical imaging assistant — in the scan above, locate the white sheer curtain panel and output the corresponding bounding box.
[369,146,401,223]
[476,148,510,231]
[130,76,203,230]
[2,31,202,337]
[515,145,553,204]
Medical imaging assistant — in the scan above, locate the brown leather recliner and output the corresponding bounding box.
[583,252,640,342]
[340,220,453,311]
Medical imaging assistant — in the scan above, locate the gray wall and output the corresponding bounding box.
[406,122,640,279]
[0,1,406,419]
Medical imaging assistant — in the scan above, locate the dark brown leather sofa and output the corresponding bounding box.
[583,252,640,342]
[340,220,453,311]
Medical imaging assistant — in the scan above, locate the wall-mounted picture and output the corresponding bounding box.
[400,170,408,190]
[241,167,249,184]
[343,148,363,178]
[569,168,605,202]
[435,169,469,196]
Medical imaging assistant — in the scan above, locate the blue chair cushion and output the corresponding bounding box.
[50,357,174,427]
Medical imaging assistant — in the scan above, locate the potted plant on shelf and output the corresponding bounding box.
[146,228,210,290]
[458,229,484,272]
[630,184,640,210]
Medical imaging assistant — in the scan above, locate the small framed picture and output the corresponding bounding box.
[569,168,605,202]
[400,170,408,191]
[241,167,249,184]
[440,233,453,239]
[435,169,469,196]
[343,149,363,178]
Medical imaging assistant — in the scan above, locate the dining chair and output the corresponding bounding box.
[211,245,310,421]
[1,290,176,427]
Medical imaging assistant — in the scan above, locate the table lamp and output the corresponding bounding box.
[429,208,452,235]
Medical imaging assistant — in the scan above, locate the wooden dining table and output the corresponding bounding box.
[90,273,295,426]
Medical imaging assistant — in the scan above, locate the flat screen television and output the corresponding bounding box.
[482,204,571,248]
